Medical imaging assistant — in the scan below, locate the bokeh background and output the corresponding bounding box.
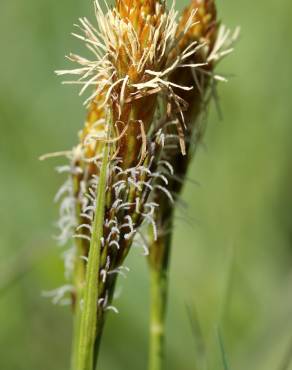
[1,0,292,369]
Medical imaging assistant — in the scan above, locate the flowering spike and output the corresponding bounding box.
[45,0,238,368]
[54,0,203,340]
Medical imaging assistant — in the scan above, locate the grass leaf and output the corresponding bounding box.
[76,141,110,370]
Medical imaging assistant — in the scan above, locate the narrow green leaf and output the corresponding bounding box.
[76,141,110,370]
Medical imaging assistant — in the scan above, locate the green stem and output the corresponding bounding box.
[149,266,168,370]
[148,220,173,370]
[71,241,86,370]
[75,141,110,370]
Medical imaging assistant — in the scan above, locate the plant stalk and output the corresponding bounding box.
[149,266,168,370]
[74,141,110,370]
[148,214,173,370]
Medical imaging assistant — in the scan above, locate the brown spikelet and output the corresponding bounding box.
[149,0,220,268]
[172,0,218,124]
[172,0,218,171]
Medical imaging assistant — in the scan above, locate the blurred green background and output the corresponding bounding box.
[1,0,292,369]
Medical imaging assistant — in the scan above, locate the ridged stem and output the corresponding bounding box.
[74,140,110,370]
[149,266,168,370]
[148,215,173,370]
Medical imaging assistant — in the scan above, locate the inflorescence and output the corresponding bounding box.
[44,0,238,332]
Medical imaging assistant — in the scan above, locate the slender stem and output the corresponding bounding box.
[71,241,86,370]
[75,142,110,370]
[148,217,173,370]
[149,266,168,370]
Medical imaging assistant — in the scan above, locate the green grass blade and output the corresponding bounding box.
[76,141,110,370]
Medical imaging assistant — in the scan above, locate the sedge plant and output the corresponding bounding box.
[42,1,238,369]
